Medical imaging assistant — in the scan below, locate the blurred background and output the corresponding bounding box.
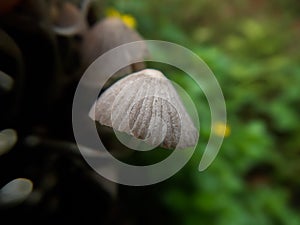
[0,0,300,224]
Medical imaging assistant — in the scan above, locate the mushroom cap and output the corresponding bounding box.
[0,129,17,156]
[51,0,90,36]
[90,69,198,149]
[52,2,82,27]
[81,17,148,66]
[0,70,14,92]
[0,178,33,207]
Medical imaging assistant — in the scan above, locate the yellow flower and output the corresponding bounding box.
[121,14,137,29]
[105,7,137,29]
[213,122,231,137]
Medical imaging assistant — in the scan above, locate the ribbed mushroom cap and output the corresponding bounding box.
[90,69,198,149]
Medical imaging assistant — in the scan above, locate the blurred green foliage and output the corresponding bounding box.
[107,0,300,224]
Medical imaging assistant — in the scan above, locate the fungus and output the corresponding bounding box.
[0,129,17,156]
[90,69,198,149]
[51,0,91,36]
[0,71,14,92]
[0,178,33,207]
[81,17,148,79]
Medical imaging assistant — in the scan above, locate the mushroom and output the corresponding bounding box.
[90,69,198,149]
[51,0,92,36]
[0,70,14,92]
[0,178,33,207]
[0,129,17,156]
[81,17,148,80]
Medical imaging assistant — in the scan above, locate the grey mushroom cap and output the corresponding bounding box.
[0,178,33,207]
[0,128,17,156]
[81,17,149,67]
[90,69,199,149]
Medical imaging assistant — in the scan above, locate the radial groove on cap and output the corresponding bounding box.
[90,69,198,149]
